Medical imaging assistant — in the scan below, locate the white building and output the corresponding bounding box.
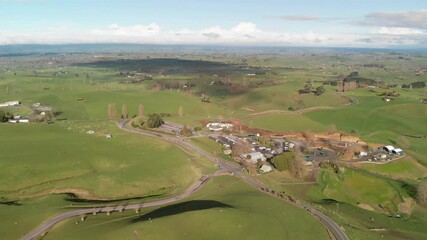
[392,148,404,156]
[0,101,20,107]
[206,122,233,131]
[260,164,273,173]
[242,152,266,164]
[358,151,368,157]
[382,145,395,153]
[8,118,29,123]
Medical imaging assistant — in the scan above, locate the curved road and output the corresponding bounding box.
[22,121,348,240]
[22,173,214,240]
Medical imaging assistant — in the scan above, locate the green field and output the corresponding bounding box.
[0,51,427,239]
[0,122,214,201]
[42,176,330,240]
[360,159,427,180]
[309,169,408,212]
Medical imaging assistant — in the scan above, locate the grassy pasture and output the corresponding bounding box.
[0,195,72,240]
[309,169,408,213]
[222,81,347,112]
[320,202,427,240]
[0,122,214,201]
[42,176,330,240]
[360,159,427,180]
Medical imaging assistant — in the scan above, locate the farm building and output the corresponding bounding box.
[206,122,233,131]
[0,101,20,107]
[8,118,29,123]
[242,152,266,164]
[217,136,235,148]
[392,148,404,156]
[381,145,395,152]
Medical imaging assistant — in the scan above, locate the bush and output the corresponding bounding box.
[131,117,145,128]
[271,152,295,171]
[146,114,164,128]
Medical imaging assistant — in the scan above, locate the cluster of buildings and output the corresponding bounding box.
[208,131,296,173]
[361,145,405,162]
[381,145,404,156]
[0,101,30,123]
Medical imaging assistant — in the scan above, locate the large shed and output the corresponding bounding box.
[382,145,395,152]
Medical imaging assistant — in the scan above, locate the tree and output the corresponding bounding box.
[107,103,116,119]
[146,114,164,128]
[44,110,55,122]
[298,82,313,94]
[180,125,192,136]
[131,117,145,128]
[291,152,305,178]
[138,104,145,117]
[178,106,185,117]
[314,86,326,96]
[271,152,295,171]
[231,141,252,158]
[0,110,7,122]
[201,93,210,103]
[417,180,427,206]
[121,104,128,119]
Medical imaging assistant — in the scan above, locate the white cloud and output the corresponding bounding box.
[375,27,425,35]
[0,22,425,47]
[360,10,427,30]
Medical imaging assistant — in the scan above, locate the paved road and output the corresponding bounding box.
[119,121,348,240]
[22,121,349,240]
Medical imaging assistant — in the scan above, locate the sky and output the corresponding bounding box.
[0,0,427,47]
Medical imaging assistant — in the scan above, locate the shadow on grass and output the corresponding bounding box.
[131,200,233,223]
[0,201,22,206]
[64,193,164,204]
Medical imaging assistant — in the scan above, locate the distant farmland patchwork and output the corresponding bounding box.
[0,51,426,239]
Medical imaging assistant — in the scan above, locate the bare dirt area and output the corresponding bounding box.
[247,106,334,117]
[222,119,365,144]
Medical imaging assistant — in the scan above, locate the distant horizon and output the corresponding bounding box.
[1,43,427,55]
[1,0,427,48]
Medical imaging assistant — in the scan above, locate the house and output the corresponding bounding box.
[358,151,368,157]
[392,148,404,156]
[260,164,273,173]
[242,152,266,164]
[224,149,232,155]
[381,145,395,153]
[217,136,235,148]
[8,118,29,123]
[206,122,233,131]
[0,101,20,107]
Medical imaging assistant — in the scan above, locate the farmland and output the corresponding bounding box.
[0,122,214,201]
[41,176,330,240]
[0,48,426,239]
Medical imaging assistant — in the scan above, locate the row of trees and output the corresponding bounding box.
[298,82,326,96]
[107,103,185,119]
